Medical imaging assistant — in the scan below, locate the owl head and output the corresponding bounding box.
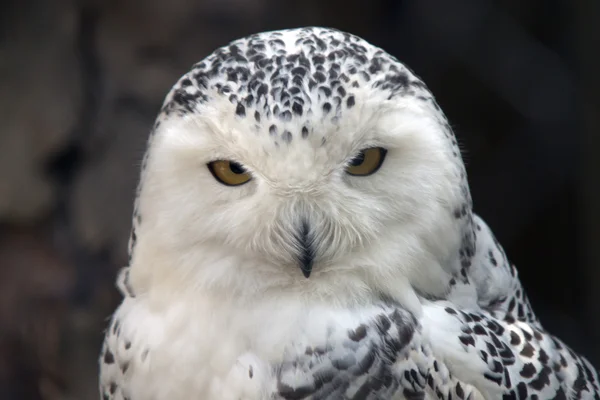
[125,27,474,313]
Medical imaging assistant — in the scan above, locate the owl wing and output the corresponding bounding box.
[275,302,600,400]
[275,305,482,400]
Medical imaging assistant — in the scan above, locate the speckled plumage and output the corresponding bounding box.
[99,27,599,400]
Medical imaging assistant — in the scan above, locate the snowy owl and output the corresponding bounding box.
[99,27,599,399]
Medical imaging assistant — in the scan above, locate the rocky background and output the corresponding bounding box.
[0,0,598,398]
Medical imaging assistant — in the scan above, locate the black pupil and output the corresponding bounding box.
[350,151,365,166]
[229,162,245,174]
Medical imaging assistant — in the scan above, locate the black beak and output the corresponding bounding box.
[296,220,314,278]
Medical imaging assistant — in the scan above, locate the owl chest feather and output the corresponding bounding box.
[100,294,383,399]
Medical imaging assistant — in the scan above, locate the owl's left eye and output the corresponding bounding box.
[208,160,252,186]
[346,147,387,176]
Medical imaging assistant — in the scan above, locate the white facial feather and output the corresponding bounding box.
[128,45,467,313]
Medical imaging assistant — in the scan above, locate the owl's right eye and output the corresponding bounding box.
[207,160,252,186]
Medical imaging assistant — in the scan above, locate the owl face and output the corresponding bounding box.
[129,28,468,304]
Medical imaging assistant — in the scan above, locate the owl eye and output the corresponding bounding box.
[346,147,387,176]
[208,160,252,186]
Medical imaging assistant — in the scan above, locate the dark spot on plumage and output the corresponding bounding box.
[551,387,567,400]
[279,110,292,121]
[289,86,302,96]
[124,340,131,350]
[103,349,115,364]
[517,304,525,321]
[109,382,117,394]
[533,330,543,341]
[333,96,342,110]
[318,86,332,98]
[410,369,420,384]
[480,350,489,362]
[529,366,551,390]
[254,110,261,122]
[282,131,292,143]
[485,342,498,357]
[510,331,521,346]
[256,83,268,99]
[453,383,466,400]
[551,337,563,350]
[292,102,303,116]
[486,320,505,336]
[484,372,503,386]
[322,102,332,113]
[301,126,309,138]
[508,298,516,312]
[228,94,238,104]
[278,381,315,399]
[490,332,503,350]
[553,362,562,373]
[515,382,529,400]
[520,342,535,358]
[460,311,473,323]
[488,250,497,266]
[473,324,487,335]
[519,363,537,378]
[445,307,457,315]
[311,368,335,390]
[120,361,129,373]
[499,348,515,365]
[256,57,271,69]
[560,354,568,367]
[459,335,475,347]
[573,364,587,395]
[375,314,392,333]
[112,319,120,335]
[427,374,435,389]
[491,360,504,373]
[521,329,533,342]
[313,71,326,83]
[502,391,516,400]
[353,53,368,64]
[244,95,255,108]
[538,349,549,365]
[292,75,303,87]
[354,345,377,375]
[583,361,597,382]
[348,324,368,342]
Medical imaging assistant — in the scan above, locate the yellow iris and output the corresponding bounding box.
[208,160,252,186]
[346,147,387,176]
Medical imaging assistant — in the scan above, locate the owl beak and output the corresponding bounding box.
[295,219,314,278]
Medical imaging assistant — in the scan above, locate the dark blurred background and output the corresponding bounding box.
[0,0,599,398]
